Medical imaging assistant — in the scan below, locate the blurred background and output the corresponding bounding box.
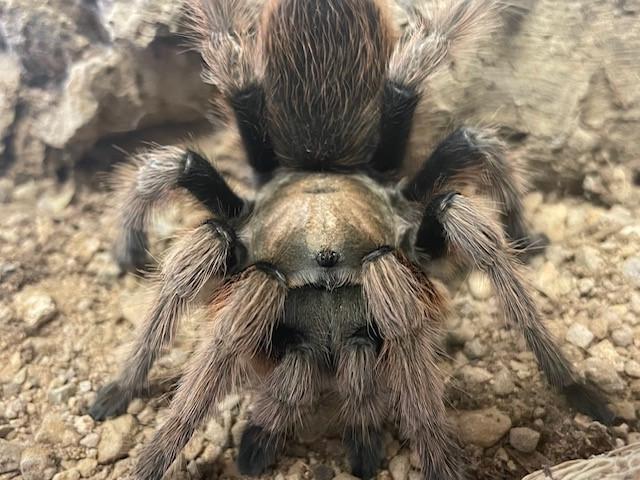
[0,1,639,480]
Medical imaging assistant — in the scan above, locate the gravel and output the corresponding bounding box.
[0,165,637,479]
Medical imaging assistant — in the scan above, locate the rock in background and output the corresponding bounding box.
[403,0,640,195]
[0,0,211,179]
[0,0,639,192]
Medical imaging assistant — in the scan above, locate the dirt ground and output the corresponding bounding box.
[0,156,639,480]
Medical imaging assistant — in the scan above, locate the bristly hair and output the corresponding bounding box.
[261,0,394,170]
[185,0,263,96]
[389,0,501,91]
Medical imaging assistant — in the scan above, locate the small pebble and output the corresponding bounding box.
[584,357,626,393]
[589,340,624,372]
[14,289,58,334]
[464,338,488,360]
[611,326,633,347]
[48,384,76,405]
[565,323,594,349]
[204,419,228,448]
[36,414,79,446]
[388,454,410,480]
[76,458,98,477]
[333,474,359,480]
[574,246,604,274]
[492,370,516,396]
[457,408,512,448]
[126,399,145,416]
[624,360,640,378]
[613,402,637,422]
[509,427,540,453]
[97,414,136,464]
[460,365,493,385]
[467,271,492,300]
[20,446,55,480]
[73,416,94,436]
[311,463,335,480]
[622,257,640,287]
[52,471,81,480]
[0,438,23,474]
[80,433,100,448]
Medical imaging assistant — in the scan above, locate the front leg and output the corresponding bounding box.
[404,127,548,258]
[113,147,245,271]
[417,192,615,425]
[89,219,236,420]
[362,250,465,480]
[134,265,287,480]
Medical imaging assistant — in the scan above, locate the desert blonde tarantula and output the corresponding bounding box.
[89,0,615,478]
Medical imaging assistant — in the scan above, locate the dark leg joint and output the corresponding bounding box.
[254,262,288,285]
[345,427,384,480]
[414,192,461,259]
[562,381,617,426]
[362,246,394,264]
[237,424,279,476]
[179,150,245,218]
[88,381,131,421]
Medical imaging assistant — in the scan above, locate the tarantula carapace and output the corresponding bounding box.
[89,0,615,479]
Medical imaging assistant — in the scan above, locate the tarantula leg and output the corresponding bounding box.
[114,146,244,271]
[89,220,236,421]
[230,86,277,177]
[404,127,547,257]
[336,327,386,480]
[238,341,321,476]
[134,266,287,480]
[370,81,419,173]
[419,192,616,425]
[362,252,465,480]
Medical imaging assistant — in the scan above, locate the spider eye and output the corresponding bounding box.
[316,250,340,268]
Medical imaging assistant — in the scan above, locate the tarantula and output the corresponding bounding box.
[89,0,615,479]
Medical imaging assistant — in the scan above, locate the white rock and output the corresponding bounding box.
[622,257,640,287]
[14,289,58,333]
[584,357,626,393]
[565,323,594,349]
[492,370,516,396]
[534,204,567,242]
[611,326,633,347]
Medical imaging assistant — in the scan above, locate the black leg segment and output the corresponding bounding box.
[230,85,278,176]
[370,81,420,173]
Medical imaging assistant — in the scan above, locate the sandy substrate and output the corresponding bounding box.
[0,170,638,480]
